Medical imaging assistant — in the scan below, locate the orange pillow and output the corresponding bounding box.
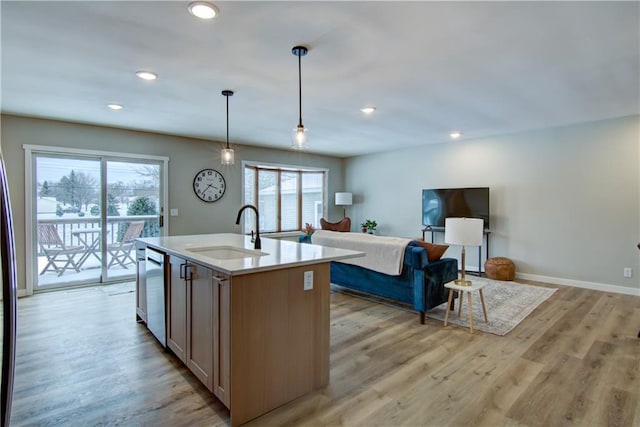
[320,217,351,232]
[414,240,449,262]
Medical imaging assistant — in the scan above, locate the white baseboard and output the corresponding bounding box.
[515,272,640,296]
[464,262,640,296]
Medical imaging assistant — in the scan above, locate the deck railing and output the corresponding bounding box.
[37,215,159,252]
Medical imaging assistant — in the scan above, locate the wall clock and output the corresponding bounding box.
[193,168,226,202]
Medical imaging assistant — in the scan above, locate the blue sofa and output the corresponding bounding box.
[329,240,458,324]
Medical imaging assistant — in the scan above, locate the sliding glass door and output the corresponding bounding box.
[105,160,161,281]
[32,151,164,290]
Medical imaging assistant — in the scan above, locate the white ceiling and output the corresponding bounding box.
[1,1,638,158]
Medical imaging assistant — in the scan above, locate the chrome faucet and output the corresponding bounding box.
[235,204,261,250]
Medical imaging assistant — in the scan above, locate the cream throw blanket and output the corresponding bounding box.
[312,230,412,276]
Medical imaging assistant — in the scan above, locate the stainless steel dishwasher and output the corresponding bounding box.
[145,247,166,347]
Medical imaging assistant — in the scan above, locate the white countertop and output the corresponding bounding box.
[137,233,364,276]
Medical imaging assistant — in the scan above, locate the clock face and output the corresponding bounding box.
[193,169,226,202]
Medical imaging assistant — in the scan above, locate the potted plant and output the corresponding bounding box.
[361,219,377,234]
[303,223,315,236]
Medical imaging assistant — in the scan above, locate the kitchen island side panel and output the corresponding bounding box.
[229,263,330,426]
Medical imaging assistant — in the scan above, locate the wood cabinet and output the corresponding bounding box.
[150,247,333,426]
[136,234,360,427]
[186,262,213,389]
[212,270,230,406]
[167,255,230,403]
[167,255,187,362]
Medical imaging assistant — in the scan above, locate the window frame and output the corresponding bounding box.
[241,160,328,234]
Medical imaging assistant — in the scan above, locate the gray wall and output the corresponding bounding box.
[3,114,638,293]
[344,115,640,292]
[0,114,345,292]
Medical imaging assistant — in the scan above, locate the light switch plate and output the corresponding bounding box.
[304,271,313,290]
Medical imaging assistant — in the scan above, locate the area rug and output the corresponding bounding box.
[425,279,558,335]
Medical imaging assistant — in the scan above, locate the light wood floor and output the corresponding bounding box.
[8,279,640,426]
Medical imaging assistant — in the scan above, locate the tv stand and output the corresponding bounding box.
[421,226,490,276]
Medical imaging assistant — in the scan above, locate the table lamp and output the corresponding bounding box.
[335,192,352,218]
[444,217,484,286]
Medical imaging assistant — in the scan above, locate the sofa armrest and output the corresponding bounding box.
[421,257,458,310]
[404,243,428,269]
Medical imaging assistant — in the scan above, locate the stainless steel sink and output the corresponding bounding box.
[185,245,268,260]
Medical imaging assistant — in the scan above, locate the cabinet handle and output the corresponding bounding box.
[185,264,193,282]
[179,263,187,279]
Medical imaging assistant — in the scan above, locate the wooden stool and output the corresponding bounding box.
[444,280,489,333]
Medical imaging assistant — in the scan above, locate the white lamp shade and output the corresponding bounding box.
[335,192,353,206]
[444,217,484,246]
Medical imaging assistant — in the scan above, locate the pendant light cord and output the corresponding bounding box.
[226,94,230,149]
[298,52,303,127]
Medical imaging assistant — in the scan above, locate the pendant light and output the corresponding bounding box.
[292,45,309,150]
[221,90,235,165]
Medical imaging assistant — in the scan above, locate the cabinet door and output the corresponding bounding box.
[187,262,213,390]
[167,255,188,362]
[212,270,230,407]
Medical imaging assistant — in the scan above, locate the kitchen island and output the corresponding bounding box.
[136,233,363,426]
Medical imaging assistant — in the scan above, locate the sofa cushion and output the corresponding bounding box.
[413,240,449,262]
[320,217,351,232]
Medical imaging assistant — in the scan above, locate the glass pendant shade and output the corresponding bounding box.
[221,147,234,165]
[292,124,308,149]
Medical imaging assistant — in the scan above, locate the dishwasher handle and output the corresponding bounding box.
[146,256,163,266]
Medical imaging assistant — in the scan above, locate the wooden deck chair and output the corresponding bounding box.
[107,221,145,269]
[37,223,86,276]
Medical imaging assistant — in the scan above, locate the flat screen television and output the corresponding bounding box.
[422,187,490,229]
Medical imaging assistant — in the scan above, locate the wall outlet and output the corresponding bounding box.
[623,267,632,278]
[170,208,179,216]
[303,271,313,290]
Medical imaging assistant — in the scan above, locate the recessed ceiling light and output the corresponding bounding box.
[108,104,123,110]
[188,1,219,19]
[136,71,157,81]
[360,106,376,114]
[450,131,462,139]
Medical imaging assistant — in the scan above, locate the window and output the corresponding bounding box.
[243,162,326,233]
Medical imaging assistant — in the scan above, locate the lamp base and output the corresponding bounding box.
[454,278,473,286]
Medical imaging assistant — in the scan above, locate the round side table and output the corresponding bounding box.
[444,279,489,334]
